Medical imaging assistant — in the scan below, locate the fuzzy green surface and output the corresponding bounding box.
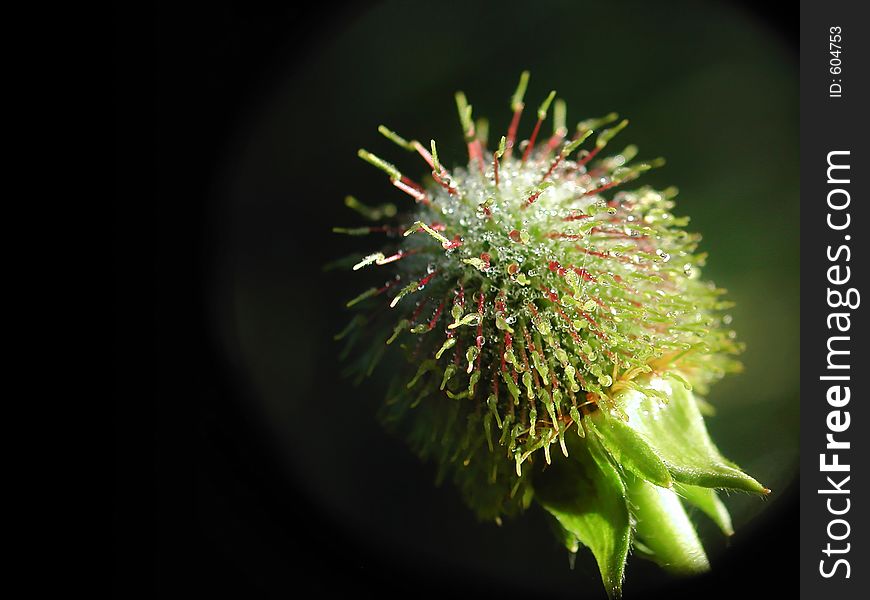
[336,83,765,597]
[342,123,742,516]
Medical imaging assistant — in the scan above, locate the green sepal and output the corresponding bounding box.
[674,483,734,536]
[536,435,630,598]
[617,376,767,494]
[625,473,710,575]
[548,517,580,554]
[587,410,673,489]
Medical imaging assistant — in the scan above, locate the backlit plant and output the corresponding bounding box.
[333,72,768,597]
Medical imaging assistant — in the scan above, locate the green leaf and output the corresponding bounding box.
[536,435,630,598]
[615,376,767,494]
[588,411,673,489]
[626,473,710,575]
[674,483,734,536]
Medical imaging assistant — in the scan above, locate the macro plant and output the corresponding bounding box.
[333,72,768,597]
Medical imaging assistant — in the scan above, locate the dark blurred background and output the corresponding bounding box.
[116,1,798,597]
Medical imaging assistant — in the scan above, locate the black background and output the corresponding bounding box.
[115,1,799,597]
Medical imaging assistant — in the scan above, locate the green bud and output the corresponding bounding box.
[337,73,765,597]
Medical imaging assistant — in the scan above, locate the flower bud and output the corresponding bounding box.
[334,73,766,597]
